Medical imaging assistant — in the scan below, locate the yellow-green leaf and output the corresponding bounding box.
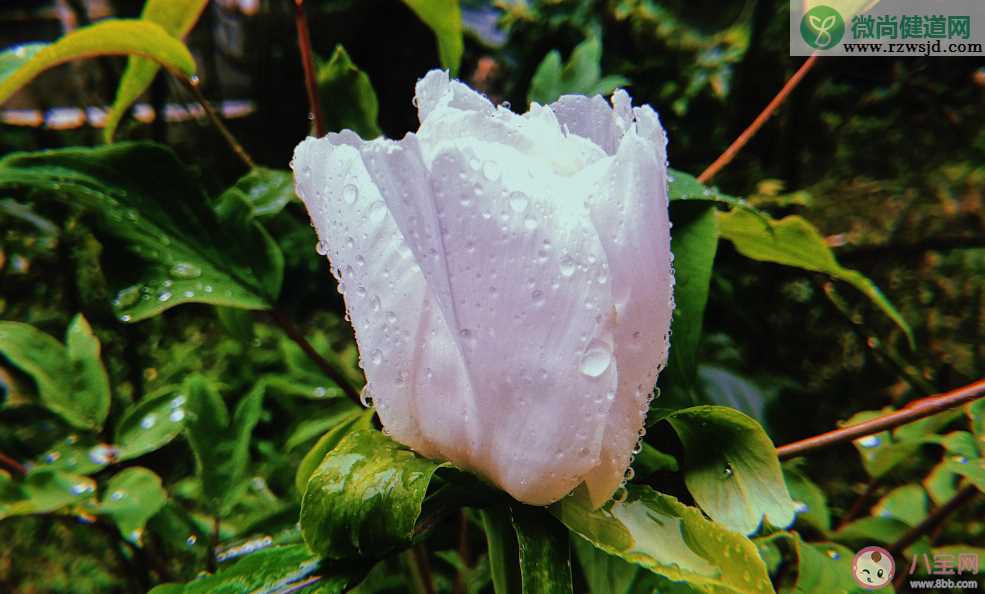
[401,0,464,75]
[717,208,914,347]
[0,19,196,107]
[104,0,208,142]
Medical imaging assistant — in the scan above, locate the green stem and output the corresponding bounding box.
[180,75,256,169]
[480,507,521,594]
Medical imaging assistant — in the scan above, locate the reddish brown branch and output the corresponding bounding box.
[293,0,325,137]
[267,309,362,407]
[0,450,26,476]
[697,54,819,183]
[777,377,985,460]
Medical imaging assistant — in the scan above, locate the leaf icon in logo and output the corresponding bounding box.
[809,13,837,47]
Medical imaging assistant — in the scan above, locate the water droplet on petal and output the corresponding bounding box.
[482,160,501,181]
[342,184,359,204]
[509,191,529,212]
[315,240,328,256]
[560,255,576,277]
[369,201,387,223]
[579,341,612,378]
[370,349,383,365]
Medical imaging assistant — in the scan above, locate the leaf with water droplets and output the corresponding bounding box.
[782,464,831,532]
[295,408,373,494]
[551,485,773,594]
[755,533,891,593]
[97,467,167,543]
[148,544,369,594]
[115,388,188,461]
[0,469,95,520]
[299,429,451,559]
[215,167,296,219]
[0,143,283,322]
[658,405,797,535]
[0,314,110,430]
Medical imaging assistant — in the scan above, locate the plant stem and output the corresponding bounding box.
[208,514,221,573]
[697,54,818,183]
[267,309,362,407]
[181,75,256,169]
[888,484,979,555]
[837,478,880,529]
[0,450,26,476]
[293,0,326,137]
[777,377,985,460]
[452,510,472,594]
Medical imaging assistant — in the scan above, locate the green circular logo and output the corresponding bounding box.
[800,5,845,49]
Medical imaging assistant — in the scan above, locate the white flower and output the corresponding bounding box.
[292,70,674,506]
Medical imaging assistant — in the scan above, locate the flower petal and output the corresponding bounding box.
[581,127,674,506]
[292,135,476,465]
[420,144,621,504]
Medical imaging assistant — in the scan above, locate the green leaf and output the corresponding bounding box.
[782,465,831,532]
[300,429,448,559]
[528,37,629,105]
[966,398,985,439]
[941,455,985,494]
[572,536,639,594]
[401,0,464,75]
[512,506,573,594]
[481,506,522,594]
[659,203,718,408]
[0,19,196,106]
[0,469,95,520]
[761,533,890,594]
[871,484,928,527]
[667,170,748,209]
[834,516,910,547]
[317,45,382,139]
[104,0,208,142]
[0,44,46,86]
[696,366,770,425]
[149,544,367,594]
[295,408,373,494]
[660,405,797,534]
[924,459,960,505]
[0,143,283,322]
[217,167,296,219]
[97,467,167,542]
[0,317,109,430]
[65,314,111,430]
[717,208,914,347]
[184,376,264,512]
[115,388,188,461]
[550,486,773,594]
[631,443,679,480]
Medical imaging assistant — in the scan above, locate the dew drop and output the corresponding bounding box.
[794,501,809,513]
[722,464,734,478]
[370,349,383,365]
[114,286,141,308]
[140,414,157,429]
[826,549,841,560]
[611,486,628,503]
[370,295,381,312]
[385,311,398,325]
[360,387,374,408]
[524,216,538,230]
[579,340,612,378]
[856,435,882,449]
[559,255,576,277]
[169,262,202,279]
[315,240,328,256]
[624,467,635,481]
[531,289,545,305]
[342,184,359,204]
[482,160,501,181]
[509,191,529,212]
[169,409,186,423]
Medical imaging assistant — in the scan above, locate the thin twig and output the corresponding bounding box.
[777,377,985,460]
[293,0,325,137]
[180,75,256,169]
[0,450,27,476]
[452,510,472,594]
[888,484,979,555]
[697,54,819,183]
[267,309,362,406]
[412,544,436,594]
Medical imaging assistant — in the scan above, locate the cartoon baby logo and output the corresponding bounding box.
[852,546,895,589]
